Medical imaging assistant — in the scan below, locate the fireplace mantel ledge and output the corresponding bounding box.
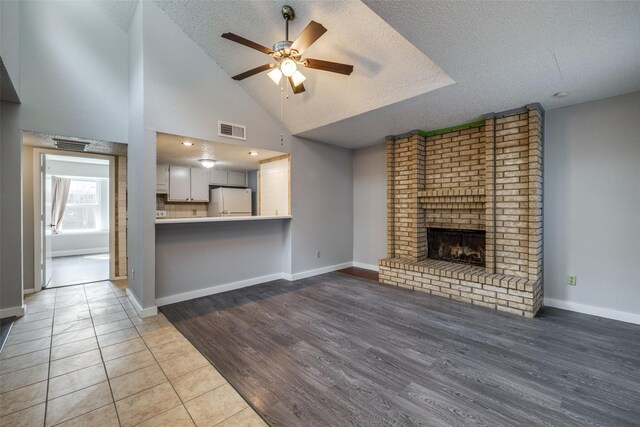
[379,258,535,293]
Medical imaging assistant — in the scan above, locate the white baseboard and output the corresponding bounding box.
[1,305,25,318]
[112,276,128,281]
[155,273,285,307]
[154,261,370,308]
[53,247,109,258]
[23,288,35,295]
[126,288,157,318]
[545,298,640,325]
[282,262,354,281]
[352,262,379,272]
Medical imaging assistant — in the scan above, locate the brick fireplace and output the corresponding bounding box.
[379,104,543,317]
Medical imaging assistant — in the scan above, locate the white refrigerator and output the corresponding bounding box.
[207,188,252,217]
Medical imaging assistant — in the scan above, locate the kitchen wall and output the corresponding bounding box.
[352,143,387,270]
[259,156,290,216]
[155,221,285,304]
[544,91,640,323]
[156,196,207,219]
[289,137,353,275]
[142,2,354,305]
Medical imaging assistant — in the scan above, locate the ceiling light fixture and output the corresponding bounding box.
[199,159,216,168]
[182,141,193,146]
[291,70,306,87]
[280,58,297,77]
[249,151,258,156]
[267,68,283,85]
[553,91,569,98]
[221,5,353,95]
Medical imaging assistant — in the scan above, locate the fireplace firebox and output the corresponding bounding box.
[427,228,486,267]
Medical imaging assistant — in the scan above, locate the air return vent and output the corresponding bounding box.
[218,121,246,140]
[53,138,90,152]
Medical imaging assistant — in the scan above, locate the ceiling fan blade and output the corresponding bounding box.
[232,64,277,81]
[288,77,306,94]
[221,32,273,55]
[303,58,354,75]
[290,21,327,54]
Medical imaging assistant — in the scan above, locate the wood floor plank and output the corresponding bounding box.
[161,272,640,426]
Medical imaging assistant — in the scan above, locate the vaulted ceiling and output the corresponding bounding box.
[93,0,640,148]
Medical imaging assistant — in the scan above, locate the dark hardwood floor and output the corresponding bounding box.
[161,272,640,426]
[337,266,379,281]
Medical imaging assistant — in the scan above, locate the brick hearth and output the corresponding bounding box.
[379,104,543,317]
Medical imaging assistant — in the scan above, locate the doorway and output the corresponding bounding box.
[36,151,114,288]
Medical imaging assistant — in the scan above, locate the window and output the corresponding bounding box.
[60,178,107,232]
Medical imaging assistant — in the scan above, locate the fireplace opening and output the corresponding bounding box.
[427,228,486,266]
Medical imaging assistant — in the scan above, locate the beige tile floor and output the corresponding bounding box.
[0,281,267,427]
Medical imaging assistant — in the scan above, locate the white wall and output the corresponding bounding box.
[8,1,129,302]
[1,102,24,316]
[290,137,354,274]
[19,0,128,142]
[155,221,285,304]
[47,159,110,257]
[544,91,640,323]
[51,233,109,257]
[141,2,354,308]
[352,143,387,269]
[1,0,20,98]
[126,1,150,308]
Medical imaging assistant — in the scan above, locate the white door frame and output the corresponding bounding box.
[32,148,117,292]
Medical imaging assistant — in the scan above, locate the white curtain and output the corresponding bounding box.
[51,176,71,234]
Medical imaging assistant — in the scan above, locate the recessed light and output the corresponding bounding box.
[553,91,569,99]
[249,151,258,156]
[182,141,193,146]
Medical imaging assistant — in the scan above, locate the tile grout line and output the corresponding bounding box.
[41,283,122,426]
[135,324,199,426]
[43,287,58,427]
[83,283,124,427]
[168,321,269,426]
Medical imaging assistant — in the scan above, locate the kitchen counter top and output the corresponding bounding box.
[155,215,292,225]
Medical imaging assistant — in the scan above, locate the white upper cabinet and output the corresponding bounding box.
[168,166,209,202]
[190,168,210,202]
[209,169,247,187]
[209,169,228,186]
[156,164,169,194]
[227,171,247,187]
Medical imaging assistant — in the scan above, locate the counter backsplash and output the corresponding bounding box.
[156,194,208,218]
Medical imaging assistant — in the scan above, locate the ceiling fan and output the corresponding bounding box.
[221,5,354,94]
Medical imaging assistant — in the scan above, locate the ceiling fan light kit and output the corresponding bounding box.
[221,5,354,94]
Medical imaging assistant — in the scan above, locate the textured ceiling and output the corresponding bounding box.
[90,0,139,32]
[299,1,640,147]
[23,131,128,156]
[87,0,640,149]
[152,0,454,137]
[156,132,286,171]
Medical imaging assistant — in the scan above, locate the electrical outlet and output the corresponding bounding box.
[315,250,320,258]
[567,275,577,286]
[131,269,135,280]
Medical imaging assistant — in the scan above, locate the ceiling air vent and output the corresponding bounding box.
[53,138,90,152]
[218,121,246,141]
